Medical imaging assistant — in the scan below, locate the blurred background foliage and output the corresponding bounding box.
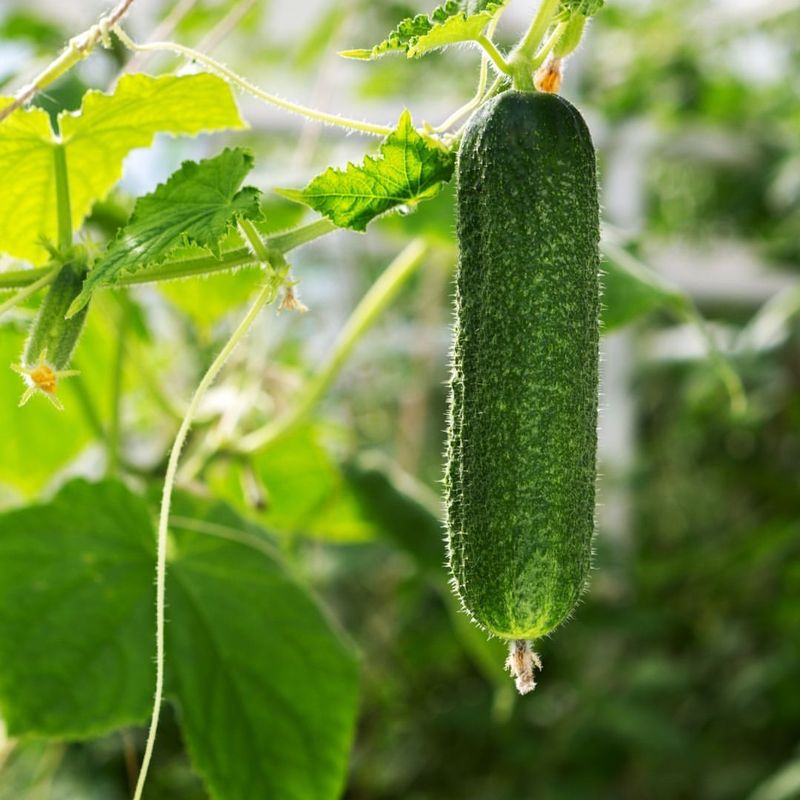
[1,0,799,798]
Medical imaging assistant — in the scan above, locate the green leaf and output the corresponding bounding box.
[601,241,688,332]
[69,148,262,316]
[0,73,246,265]
[0,479,359,800]
[341,0,507,59]
[207,425,378,543]
[559,0,604,18]
[165,492,360,800]
[278,111,454,231]
[0,479,155,738]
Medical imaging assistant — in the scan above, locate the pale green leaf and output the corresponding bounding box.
[0,479,155,738]
[341,0,507,59]
[69,148,262,315]
[208,424,378,543]
[0,73,246,265]
[278,111,455,231]
[601,241,688,332]
[165,491,360,800]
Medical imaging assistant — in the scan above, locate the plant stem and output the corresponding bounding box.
[529,20,568,70]
[133,235,287,800]
[514,0,561,62]
[0,219,337,291]
[435,41,491,133]
[237,238,428,455]
[52,145,73,252]
[0,0,139,123]
[475,35,512,76]
[112,26,394,137]
[509,0,561,89]
[0,267,58,319]
[682,302,748,416]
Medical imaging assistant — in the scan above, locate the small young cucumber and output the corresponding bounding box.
[24,261,89,370]
[445,90,599,692]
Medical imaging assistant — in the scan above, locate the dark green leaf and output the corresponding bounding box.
[0,479,155,738]
[166,492,360,800]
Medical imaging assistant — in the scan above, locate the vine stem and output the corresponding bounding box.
[475,35,512,76]
[132,222,287,800]
[0,267,58,319]
[0,0,138,123]
[433,14,501,133]
[237,238,428,455]
[513,0,561,62]
[53,144,73,251]
[0,219,336,292]
[112,26,394,137]
[529,20,569,71]
[509,0,561,89]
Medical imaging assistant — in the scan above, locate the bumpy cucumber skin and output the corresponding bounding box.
[446,90,599,640]
[24,261,89,370]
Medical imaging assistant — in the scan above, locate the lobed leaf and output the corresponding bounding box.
[0,479,360,800]
[0,73,246,265]
[278,111,455,231]
[68,148,262,316]
[341,0,508,60]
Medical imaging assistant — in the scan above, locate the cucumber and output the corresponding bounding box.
[24,260,89,370]
[445,90,599,692]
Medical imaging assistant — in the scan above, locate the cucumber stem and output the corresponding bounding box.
[505,640,542,694]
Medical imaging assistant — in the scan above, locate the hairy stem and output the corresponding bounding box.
[509,0,561,89]
[0,0,138,122]
[237,238,428,455]
[113,26,394,137]
[0,219,336,292]
[475,35,512,76]
[52,145,73,252]
[133,228,287,800]
[0,267,58,319]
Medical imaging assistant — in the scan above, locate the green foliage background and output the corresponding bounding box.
[0,0,798,798]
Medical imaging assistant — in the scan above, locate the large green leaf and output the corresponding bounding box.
[341,0,507,60]
[0,480,359,800]
[0,480,155,738]
[69,148,262,315]
[166,493,360,800]
[278,111,454,231]
[0,73,246,265]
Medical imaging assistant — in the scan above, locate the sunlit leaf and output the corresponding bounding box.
[0,73,246,265]
[278,111,454,231]
[341,0,507,60]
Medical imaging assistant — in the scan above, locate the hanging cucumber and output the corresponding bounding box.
[445,90,600,694]
[12,260,89,410]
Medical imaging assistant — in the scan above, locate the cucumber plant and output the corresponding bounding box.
[0,1,745,798]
